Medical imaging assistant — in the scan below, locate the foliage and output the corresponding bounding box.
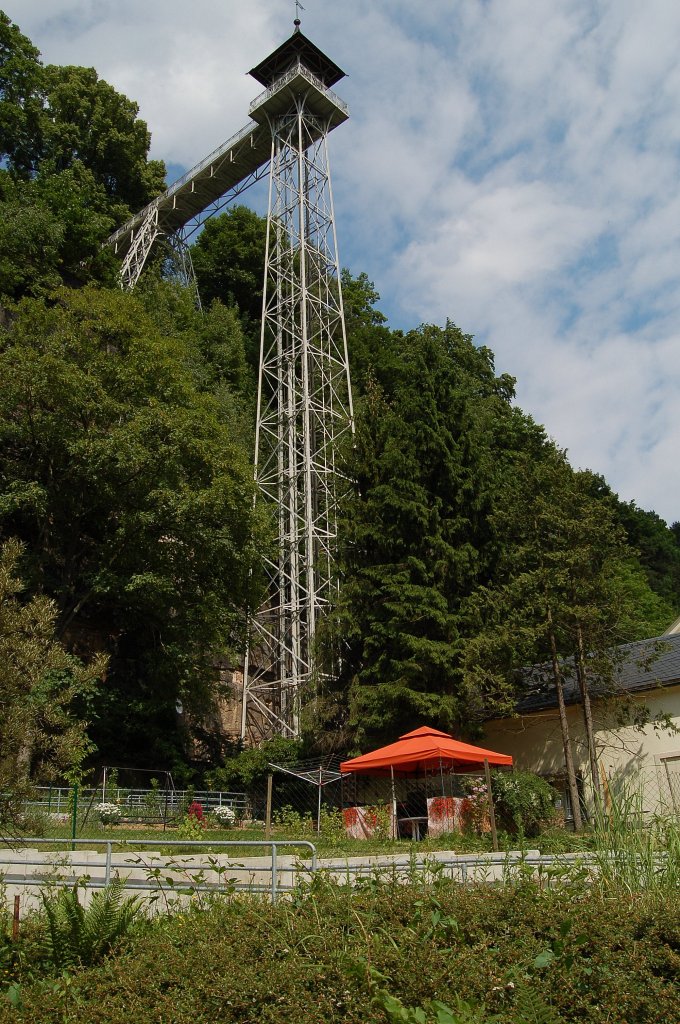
[0,13,44,175]
[583,473,680,612]
[0,13,165,300]
[331,320,527,746]
[0,286,266,767]
[211,804,236,828]
[175,814,207,841]
[460,451,676,819]
[39,880,143,971]
[589,785,680,894]
[191,206,268,369]
[0,538,104,824]
[208,737,303,792]
[0,14,164,207]
[94,803,121,826]
[187,801,205,824]
[0,165,120,299]
[364,964,498,1024]
[2,879,678,1022]
[490,771,557,838]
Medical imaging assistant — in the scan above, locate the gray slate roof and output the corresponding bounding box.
[515,633,680,714]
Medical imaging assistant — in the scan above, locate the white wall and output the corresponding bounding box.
[483,685,680,816]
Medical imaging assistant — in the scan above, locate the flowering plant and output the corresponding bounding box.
[186,801,206,826]
[212,804,236,828]
[95,802,121,825]
[464,781,490,834]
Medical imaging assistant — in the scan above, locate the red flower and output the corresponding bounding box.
[187,801,205,823]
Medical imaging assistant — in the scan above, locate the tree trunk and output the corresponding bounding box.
[575,623,603,806]
[547,609,583,830]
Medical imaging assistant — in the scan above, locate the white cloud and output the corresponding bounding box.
[5,0,680,522]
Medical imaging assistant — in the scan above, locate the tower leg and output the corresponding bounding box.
[241,102,353,743]
[119,206,160,289]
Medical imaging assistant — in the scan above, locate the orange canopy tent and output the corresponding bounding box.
[340,726,513,776]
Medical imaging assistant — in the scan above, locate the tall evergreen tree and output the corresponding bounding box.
[330,322,516,748]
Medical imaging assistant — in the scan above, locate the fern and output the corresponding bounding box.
[512,986,564,1024]
[40,880,143,969]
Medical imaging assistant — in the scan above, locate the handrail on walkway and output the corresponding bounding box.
[0,838,318,905]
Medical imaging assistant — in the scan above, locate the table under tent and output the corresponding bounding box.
[340,726,513,845]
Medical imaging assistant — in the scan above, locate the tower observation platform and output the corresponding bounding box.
[105,24,355,744]
[104,29,349,289]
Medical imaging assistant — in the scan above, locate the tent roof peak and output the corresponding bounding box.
[399,726,453,740]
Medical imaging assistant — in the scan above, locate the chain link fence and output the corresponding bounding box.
[11,760,679,841]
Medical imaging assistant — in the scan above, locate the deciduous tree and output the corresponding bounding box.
[0,286,267,768]
[0,538,104,822]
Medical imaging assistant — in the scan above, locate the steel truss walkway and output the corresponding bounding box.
[104,62,348,289]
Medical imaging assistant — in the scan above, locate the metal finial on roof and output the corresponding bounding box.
[294,0,304,29]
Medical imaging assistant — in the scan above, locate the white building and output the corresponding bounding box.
[483,631,680,820]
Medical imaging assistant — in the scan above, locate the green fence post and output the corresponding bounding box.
[71,783,79,850]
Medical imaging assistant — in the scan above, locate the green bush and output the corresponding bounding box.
[2,879,678,1023]
[207,737,303,792]
[491,770,558,837]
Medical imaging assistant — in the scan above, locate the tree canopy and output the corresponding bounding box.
[0,14,676,778]
[0,12,165,302]
[0,285,267,770]
[0,537,105,822]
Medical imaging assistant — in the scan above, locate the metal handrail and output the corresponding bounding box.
[249,61,348,116]
[0,838,317,904]
[106,120,259,246]
[165,120,258,197]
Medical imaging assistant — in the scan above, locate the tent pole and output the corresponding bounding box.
[390,765,397,840]
[317,766,322,833]
[484,758,499,852]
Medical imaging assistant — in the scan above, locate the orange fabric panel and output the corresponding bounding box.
[340,725,513,776]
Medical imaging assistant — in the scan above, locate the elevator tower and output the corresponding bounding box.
[243,25,353,741]
[104,22,353,743]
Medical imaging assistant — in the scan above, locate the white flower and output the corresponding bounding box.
[212,804,236,826]
[95,802,121,824]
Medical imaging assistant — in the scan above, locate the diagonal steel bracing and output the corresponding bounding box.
[242,83,353,742]
[104,27,353,745]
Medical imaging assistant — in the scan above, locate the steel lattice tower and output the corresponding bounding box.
[242,26,353,741]
[104,23,353,744]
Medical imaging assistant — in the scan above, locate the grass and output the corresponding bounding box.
[9,787,680,874]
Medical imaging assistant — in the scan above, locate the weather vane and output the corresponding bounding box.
[294,0,305,26]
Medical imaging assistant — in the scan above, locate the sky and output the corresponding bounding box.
[7,0,680,524]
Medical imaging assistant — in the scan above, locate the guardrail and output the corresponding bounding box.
[0,839,317,905]
[27,788,249,822]
[249,61,349,117]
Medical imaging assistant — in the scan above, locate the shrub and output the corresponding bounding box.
[175,814,207,841]
[212,805,236,828]
[491,770,557,837]
[273,805,313,836]
[3,880,678,1023]
[186,801,205,824]
[95,802,121,826]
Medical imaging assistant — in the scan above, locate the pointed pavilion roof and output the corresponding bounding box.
[340,726,513,776]
[248,27,346,88]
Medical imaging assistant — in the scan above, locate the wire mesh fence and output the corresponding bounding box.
[602,761,680,820]
[22,787,249,833]
[10,760,679,842]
